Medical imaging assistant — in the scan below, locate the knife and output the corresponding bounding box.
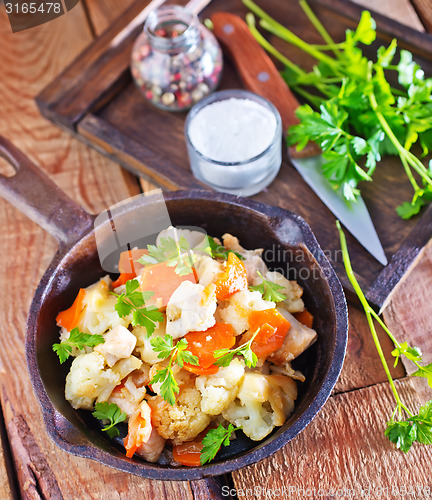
[211,12,388,266]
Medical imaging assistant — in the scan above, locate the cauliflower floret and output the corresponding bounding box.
[195,358,245,415]
[78,276,130,336]
[253,271,304,313]
[222,234,268,284]
[270,307,317,364]
[132,318,166,364]
[65,352,141,410]
[94,325,137,367]
[222,373,297,441]
[219,289,275,335]
[148,386,211,445]
[193,254,224,287]
[166,281,216,338]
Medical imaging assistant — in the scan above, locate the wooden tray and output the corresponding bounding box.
[36,0,432,308]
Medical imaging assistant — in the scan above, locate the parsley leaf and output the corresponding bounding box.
[52,327,105,364]
[150,335,199,405]
[214,328,260,368]
[249,271,286,302]
[92,402,127,439]
[138,236,196,276]
[200,424,239,465]
[112,279,164,336]
[412,363,432,390]
[391,342,422,367]
[207,236,244,261]
[385,401,432,452]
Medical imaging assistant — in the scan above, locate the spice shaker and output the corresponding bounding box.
[131,5,223,111]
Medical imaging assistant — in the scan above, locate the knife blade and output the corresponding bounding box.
[211,12,388,266]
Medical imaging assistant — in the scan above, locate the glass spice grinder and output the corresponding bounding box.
[131,5,223,111]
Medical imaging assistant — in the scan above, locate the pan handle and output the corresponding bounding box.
[0,136,94,244]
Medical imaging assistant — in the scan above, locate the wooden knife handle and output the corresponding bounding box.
[211,12,320,158]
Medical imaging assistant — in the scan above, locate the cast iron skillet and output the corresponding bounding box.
[0,136,348,481]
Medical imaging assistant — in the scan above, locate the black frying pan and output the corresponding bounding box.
[0,135,348,481]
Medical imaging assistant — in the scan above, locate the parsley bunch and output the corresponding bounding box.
[92,402,127,439]
[52,327,105,363]
[214,328,260,368]
[244,0,432,218]
[200,423,239,465]
[138,236,196,276]
[150,335,199,405]
[112,279,164,336]
[338,221,432,452]
[249,271,287,302]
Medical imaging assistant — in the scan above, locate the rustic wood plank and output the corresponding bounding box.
[410,0,432,32]
[0,2,188,498]
[232,377,432,498]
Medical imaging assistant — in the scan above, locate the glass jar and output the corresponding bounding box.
[131,5,223,111]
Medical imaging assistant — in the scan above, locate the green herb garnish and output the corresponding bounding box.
[92,402,127,439]
[200,423,240,465]
[337,220,432,452]
[244,0,432,217]
[52,327,105,363]
[138,236,196,276]
[249,271,287,302]
[214,328,260,368]
[150,335,199,405]
[112,279,164,336]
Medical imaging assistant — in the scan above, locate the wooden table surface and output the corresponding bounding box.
[0,0,431,498]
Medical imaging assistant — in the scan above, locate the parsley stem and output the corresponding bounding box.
[299,0,342,60]
[337,221,404,411]
[368,90,432,190]
[259,19,339,70]
[245,14,305,77]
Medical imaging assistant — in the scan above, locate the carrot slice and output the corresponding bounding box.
[56,289,86,332]
[112,272,136,288]
[139,261,196,309]
[183,323,236,374]
[173,440,203,466]
[124,404,152,459]
[248,309,291,359]
[214,253,248,300]
[294,309,314,328]
[118,248,148,274]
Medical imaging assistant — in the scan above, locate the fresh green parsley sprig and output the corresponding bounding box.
[52,327,105,363]
[112,279,163,336]
[337,220,432,453]
[249,271,287,302]
[200,423,240,465]
[214,328,261,368]
[138,236,196,276]
[92,402,127,439]
[150,335,199,406]
[244,0,432,218]
[207,236,244,261]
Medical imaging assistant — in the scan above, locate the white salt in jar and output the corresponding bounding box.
[184,90,282,196]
